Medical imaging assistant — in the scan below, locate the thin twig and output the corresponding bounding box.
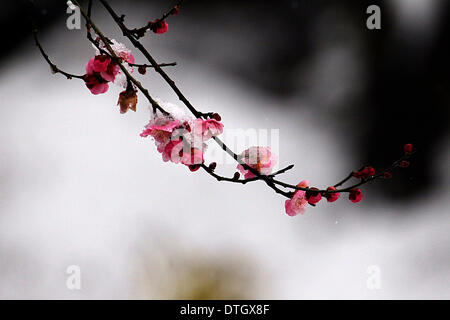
[127,0,184,38]
[200,164,259,184]
[32,28,84,80]
[129,62,177,68]
[269,164,295,177]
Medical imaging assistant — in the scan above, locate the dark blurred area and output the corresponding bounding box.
[9,0,450,202]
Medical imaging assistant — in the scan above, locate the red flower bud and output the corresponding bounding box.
[404,143,413,155]
[353,171,363,179]
[324,186,340,202]
[188,164,201,172]
[172,5,180,16]
[354,166,375,179]
[209,162,217,171]
[349,188,363,203]
[211,113,222,121]
[366,166,375,176]
[399,160,410,168]
[359,166,375,179]
[138,66,146,75]
[305,187,322,205]
[383,171,392,179]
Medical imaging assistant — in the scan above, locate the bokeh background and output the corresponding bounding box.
[0,0,448,299]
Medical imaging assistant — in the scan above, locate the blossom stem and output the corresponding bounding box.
[99,0,269,182]
[128,62,177,68]
[200,164,259,184]
[270,165,295,177]
[52,0,414,201]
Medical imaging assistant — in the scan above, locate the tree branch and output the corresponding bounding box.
[32,28,84,80]
[34,0,415,204]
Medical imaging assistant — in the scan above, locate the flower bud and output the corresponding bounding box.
[383,171,392,179]
[404,143,413,155]
[349,188,363,203]
[324,186,340,202]
[399,160,410,168]
[138,66,147,75]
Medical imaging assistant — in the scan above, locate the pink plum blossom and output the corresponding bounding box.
[140,119,180,141]
[141,118,181,155]
[85,55,119,82]
[191,118,224,141]
[87,55,111,73]
[92,39,135,88]
[181,147,204,166]
[140,102,208,171]
[237,146,278,179]
[285,180,309,216]
[100,62,120,82]
[162,139,184,163]
[84,55,119,94]
[84,74,109,95]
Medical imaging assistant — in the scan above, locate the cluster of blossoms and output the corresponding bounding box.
[284,182,345,216]
[84,39,135,95]
[140,101,224,171]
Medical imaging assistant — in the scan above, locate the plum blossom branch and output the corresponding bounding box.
[96,0,415,203]
[34,1,415,216]
[95,0,287,196]
[94,0,350,198]
[201,164,295,185]
[73,0,280,195]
